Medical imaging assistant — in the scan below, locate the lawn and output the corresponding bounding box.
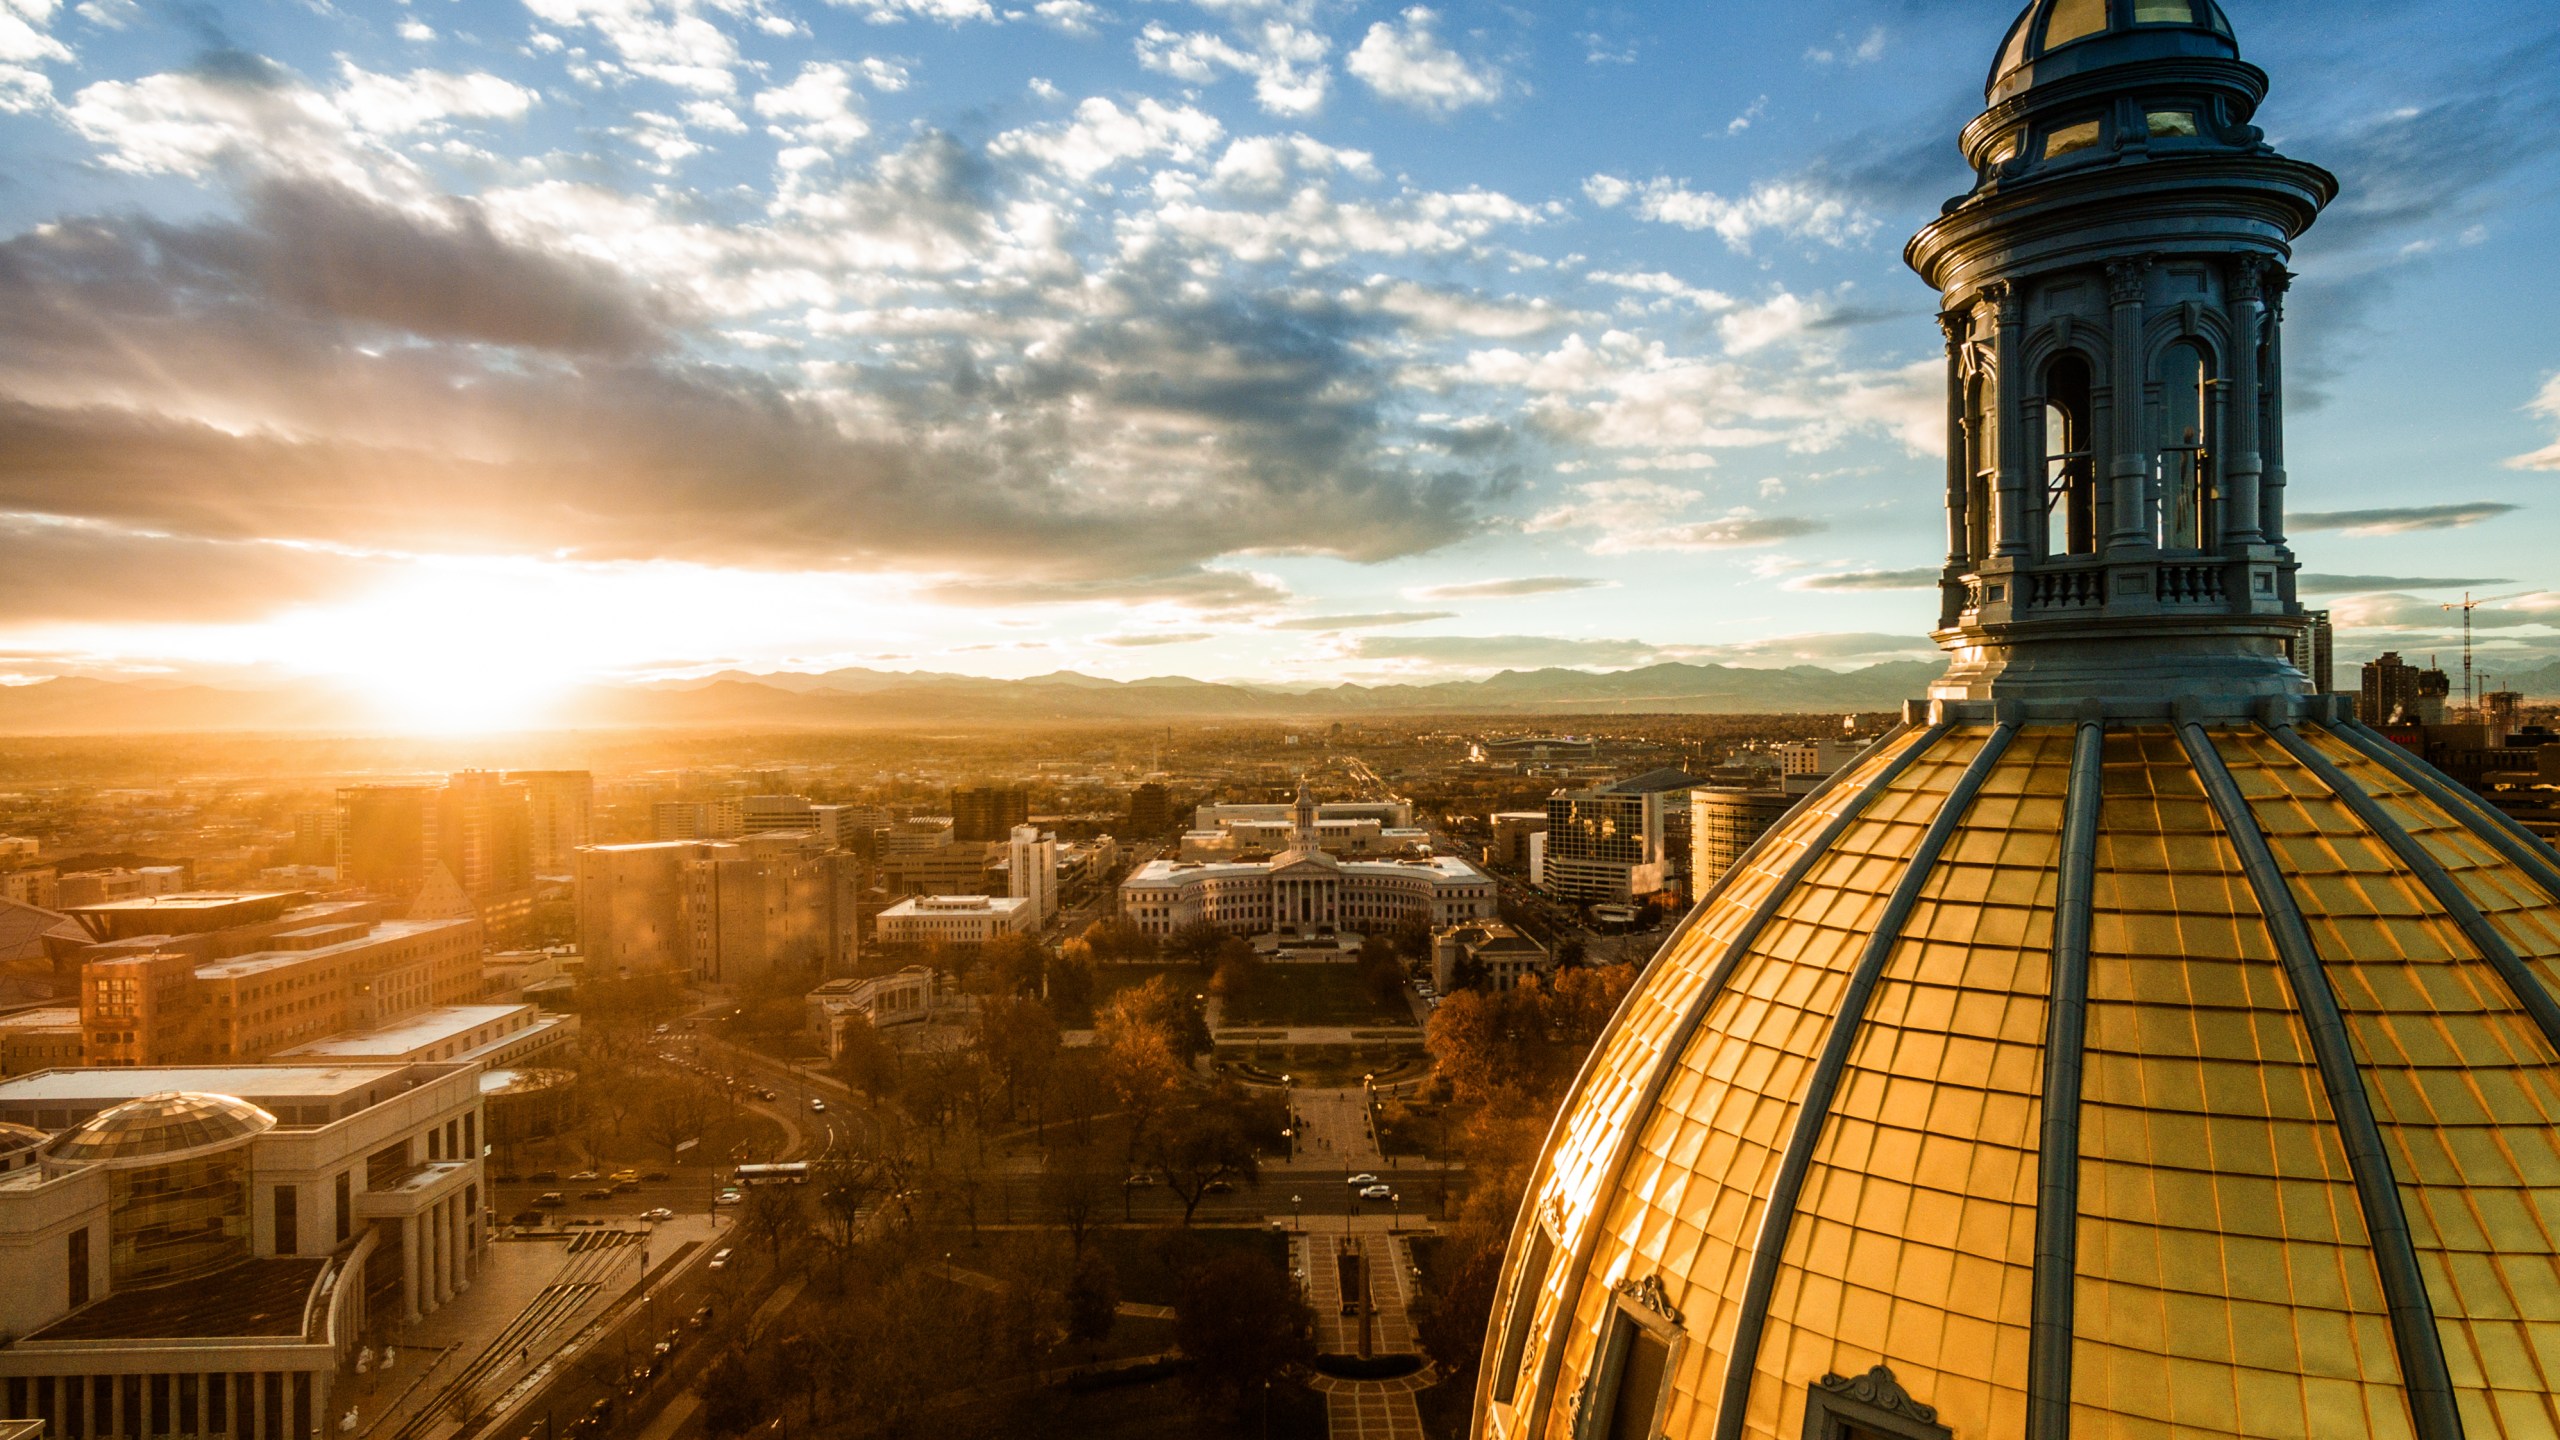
[1223,964,1415,1030]
[1084,1224,1293,1308]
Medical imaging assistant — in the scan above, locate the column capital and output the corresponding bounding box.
[1938,306,1971,348]
[1982,279,2022,322]
[2104,255,2153,307]
[2231,256,2272,303]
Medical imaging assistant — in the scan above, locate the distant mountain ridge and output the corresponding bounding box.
[0,660,1956,735]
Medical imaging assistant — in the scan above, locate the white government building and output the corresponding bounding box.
[1122,785,1496,939]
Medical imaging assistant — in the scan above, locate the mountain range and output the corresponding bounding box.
[0,661,1957,735]
[10,656,2553,736]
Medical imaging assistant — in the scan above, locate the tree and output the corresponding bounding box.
[1039,1140,1113,1253]
[1172,1248,1315,1418]
[1145,1098,1260,1226]
[1080,917,1156,963]
[831,1010,902,1103]
[1412,1223,1508,1381]
[1163,920,1226,966]
[741,1183,809,1269]
[698,1349,762,1437]
[979,932,1047,998]
[976,995,1062,1122]
[1048,944,1096,1018]
[638,1080,719,1162]
[1063,1247,1119,1350]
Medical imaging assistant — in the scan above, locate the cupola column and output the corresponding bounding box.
[2222,259,2268,545]
[2104,257,2152,553]
[1990,282,2029,557]
[1940,308,1973,628]
[2261,271,2291,545]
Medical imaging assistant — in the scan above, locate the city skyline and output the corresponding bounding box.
[0,0,2555,732]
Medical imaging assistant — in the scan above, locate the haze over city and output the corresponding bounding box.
[0,0,2555,733]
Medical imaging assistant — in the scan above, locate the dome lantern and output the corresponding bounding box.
[1476,9,2560,1440]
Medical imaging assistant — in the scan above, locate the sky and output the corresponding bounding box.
[1,0,2557,710]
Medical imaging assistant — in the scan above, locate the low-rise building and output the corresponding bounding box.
[0,1061,488,1436]
[0,1007,80,1077]
[806,967,940,1055]
[874,895,1036,948]
[275,1003,577,1070]
[1431,922,1552,993]
[1123,787,1494,939]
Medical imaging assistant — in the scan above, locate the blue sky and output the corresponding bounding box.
[0,0,2556,704]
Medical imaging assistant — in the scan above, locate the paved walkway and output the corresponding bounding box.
[1292,1216,1432,1440]
[1292,1087,1385,1171]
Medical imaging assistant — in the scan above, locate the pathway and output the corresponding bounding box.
[1292,1216,1432,1440]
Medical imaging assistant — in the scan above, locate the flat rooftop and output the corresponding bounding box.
[0,1063,456,1129]
[276,1005,546,1060]
[194,918,469,981]
[27,1258,329,1342]
[0,1005,77,1030]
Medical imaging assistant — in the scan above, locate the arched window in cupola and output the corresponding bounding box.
[2156,339,2218,551]
[2042,354,2098,557]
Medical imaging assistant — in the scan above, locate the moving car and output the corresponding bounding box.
[510,1210,548,1225]
[569,1170,601,1183]
[714,1188,743,1207]
[640,1206,676,1222]
[579,1188,613,1201]
[808,1098,826,1113]
[534,1191,567,1207]
[611,1179,641,1193]
[642,1170,671,1182]
[1346,1173,1380,1187]
[1122,1173,1158,1188]
[708,1248,734,1271]
[527,1170,560,1183]
[1359,1184,1395,1201]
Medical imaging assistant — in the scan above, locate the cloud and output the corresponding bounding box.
[992,96,1223,182]
[1346,7,1503,116]
[1788,568,1938,592]
[0,513,383,624]
[2296,573,2513,595]
[0,0,73,112]
[1584,174,1873,253]
[2289,503,2521,536]
[1409,576,1609,600]
[1353,634,1658,668]
[1095,631,1214,647]
[1135,18,1330,116]
[1804,26,1885,66]
[1687,631,1934,663]
[2510,375,2560,471]
[919,570,1291,612]
[523,0,747,93]
[827,0,997,23]
[1268,611,1453,630]
[1529,480,1825,555]
[755,62,871,162]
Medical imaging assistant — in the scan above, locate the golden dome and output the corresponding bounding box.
[1478,717,2560,1440]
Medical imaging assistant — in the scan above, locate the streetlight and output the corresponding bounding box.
[1291,1194,1301,1232]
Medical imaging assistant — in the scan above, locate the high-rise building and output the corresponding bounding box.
[1479,12,2560,1440]
[289,810,339,868]
[2362,650,2451,725]
[740,794,815,834]
[336,784,435,898]
[1689,788,1796,892]
[1539,770,1697,903]
[509,770,594,871]
[2288,608,2335,693]
[578,837,856,983]
[433,772,534,919]
[1007,824,1058,925]
[1487,812,1549,871]
[1128,782,1172,837]
[951,784,1031,844]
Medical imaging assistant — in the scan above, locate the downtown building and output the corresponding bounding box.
[1122,785,1495,939]
[1539,770,1701,904]
[0,1062,488,1440]
[575,834,859,982]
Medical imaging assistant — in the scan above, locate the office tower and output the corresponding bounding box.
[1008,824,1058,925]
[509,770,594,871]
[950,784,1031,844]
[336,784,435,899]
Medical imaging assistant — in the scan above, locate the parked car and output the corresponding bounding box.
[1359,1184,1395,1201]
[534,1192,567,1207]
[708,1248,734,1271]
[640,1207,676,1222]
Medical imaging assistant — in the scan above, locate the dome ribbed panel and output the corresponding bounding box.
[1529,735,1928,1265]
[2221,729,2560,1436]
[1542,729,1993,1440]
[2301,727,2560,996]
[1501,731,1933,1424]
[2069,730,2411,1439]
[1745,726,2076,1440]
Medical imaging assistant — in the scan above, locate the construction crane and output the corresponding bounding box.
[2443,592,2485,718]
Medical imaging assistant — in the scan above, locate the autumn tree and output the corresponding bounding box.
[831,1010,901,1103]
[638,1080,720,1162]
[976,994,1062,1122]
[1173,1248,1315,1419]
[1144,1095,1260,1226]
[1038,1140,1114,1253]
